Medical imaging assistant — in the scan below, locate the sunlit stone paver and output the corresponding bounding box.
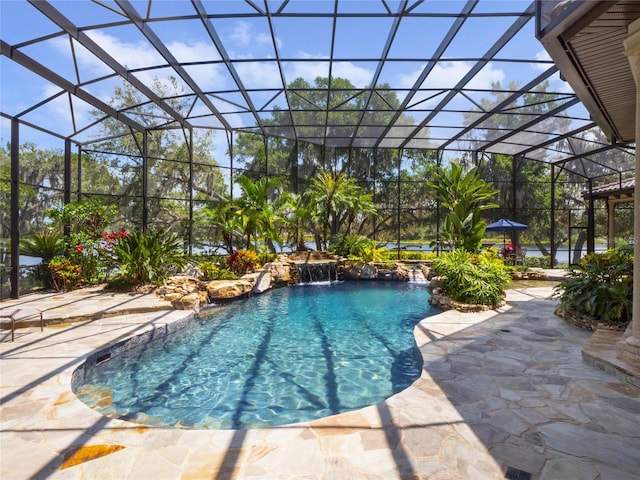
[1,284,639,479]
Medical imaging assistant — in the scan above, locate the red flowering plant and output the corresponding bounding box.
[100,228,129,251]
[47,201,119,286]
[97,228,129,279]
[225,249,258,275]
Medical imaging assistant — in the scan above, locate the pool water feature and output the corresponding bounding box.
[73,281,437,429]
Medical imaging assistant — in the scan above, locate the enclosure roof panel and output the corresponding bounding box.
[0,0,634,177]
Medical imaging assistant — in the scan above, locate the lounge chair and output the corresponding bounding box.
[0,307,44,341]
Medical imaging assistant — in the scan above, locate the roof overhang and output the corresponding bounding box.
[536,0,640,143]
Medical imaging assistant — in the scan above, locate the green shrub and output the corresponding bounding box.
[20,231,65,260]
[257,251,277,265]
[524,255,551,268]
[109,229,189,286]
[431,249,511,307]
[554,247,632,327]
[330,235,383,262]
[389,250,437,261]
[199,261,239,281]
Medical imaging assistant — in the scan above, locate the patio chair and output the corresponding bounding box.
[0,307,44,342]
[514,248,527,266]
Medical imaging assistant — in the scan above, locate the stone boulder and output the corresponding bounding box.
[265,261,296,285]
[156,275,201,305]
[172,292,201,311]
[340,262,410,281]
[206,279,254,301]
[243,270,273,294]
[376,263,410,281]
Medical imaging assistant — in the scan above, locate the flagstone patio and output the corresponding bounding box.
[1,282,639,479]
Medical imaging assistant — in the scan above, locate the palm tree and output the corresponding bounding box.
[303,171,379,250]
[203,199,242,253]
[427,163,499,252]
[234,175,288,252]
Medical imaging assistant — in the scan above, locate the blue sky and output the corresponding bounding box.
[0,0,585,162]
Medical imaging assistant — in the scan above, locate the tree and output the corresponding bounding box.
[233,174,290,252]
[88,77,226,235]
[201,198,242,254]
[302,171,378,250]
[428,163,499,252]
[461,80,574,258]
[0,143,64,236]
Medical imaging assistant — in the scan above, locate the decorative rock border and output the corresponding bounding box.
[554,304,630,332]
[426,277,505,312]
[155,254,417,311]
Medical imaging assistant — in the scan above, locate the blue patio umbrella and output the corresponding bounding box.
[485,218,528,249]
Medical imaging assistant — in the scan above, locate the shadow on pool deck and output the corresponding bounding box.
[1,283,639,479]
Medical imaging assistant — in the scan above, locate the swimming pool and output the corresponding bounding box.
[73,281,436,429]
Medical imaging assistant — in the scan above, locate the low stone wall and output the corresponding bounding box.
[510,270,549,280]
[159,258,559,314]
[554,304,630,332]
[156,261,296,311]
[339,262,410,281]
[156,254,417,311]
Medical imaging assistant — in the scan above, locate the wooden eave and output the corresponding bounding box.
[538,1,640,143]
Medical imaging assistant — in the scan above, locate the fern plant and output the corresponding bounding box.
[431,249,510,307]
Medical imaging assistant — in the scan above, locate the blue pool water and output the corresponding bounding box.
[74,281,436,429]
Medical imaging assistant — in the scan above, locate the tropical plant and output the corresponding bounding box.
[303,171,378,251]
[20,231,66,289]
[329,235,383,263]
[48,201,117,239]
[20,231,65,260]
[428,163,499,252]
[553,247,633,327]
[47,201,121,283]
[108,229,189,286]
[225,249,258,275]
[48,256,84,291]
[202,199,242,253]
[431,249,510,307]
[198,261,238,281]
[234,175,289,251]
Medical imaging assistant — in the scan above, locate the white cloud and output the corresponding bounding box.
[37,85,75,133]
[535,49,552,67]
[235,61,283,89]
[532,50,575,93]
[229,21,280,49]
[231,21,252,46]
[330,62,374,88]
[256,32,276,47]
[84,31,164,70]
[53,32,228,93]
[396,61,505,109]
[414,61,505,90]
[285,59,329,83]
[281,54,374,88]
[166,40,219,63]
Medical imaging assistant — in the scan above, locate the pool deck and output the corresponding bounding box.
[1,279,639,479]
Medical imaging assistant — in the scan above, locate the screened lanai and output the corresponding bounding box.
[1,0,637,299]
